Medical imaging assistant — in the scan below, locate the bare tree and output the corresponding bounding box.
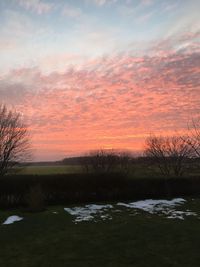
[185,118,200,157]
[0,104,31,176]
[86,149,118,173]
[118,151,133,174]
[144,135,193,177]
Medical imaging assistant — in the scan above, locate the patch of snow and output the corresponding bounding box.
[117,198,196,220]
[100,214,112,220]
[167,215,185,220]
[64,204,113,222]
[167,211,197,220]
[117,198,185,212]
[3,215,23,225]
[64,198,198,223]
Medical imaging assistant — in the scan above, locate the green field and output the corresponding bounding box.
[1,198,200,267]
[15,164,200,178]
[16,165,83,175]
[13,164,159,177]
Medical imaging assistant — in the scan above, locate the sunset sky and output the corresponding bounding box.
[0,0,200,161]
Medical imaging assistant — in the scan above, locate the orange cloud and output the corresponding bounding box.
[0,38,200,160]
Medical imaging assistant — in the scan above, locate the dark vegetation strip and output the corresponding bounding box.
[0,173,200,208]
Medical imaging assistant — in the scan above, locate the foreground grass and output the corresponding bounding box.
[0,199,200,267]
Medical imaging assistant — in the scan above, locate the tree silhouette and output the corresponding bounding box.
[0,104,31,176]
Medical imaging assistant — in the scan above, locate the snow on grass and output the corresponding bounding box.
[64,204,113,222]
[2,215,23,225]
[64,198,198,223]
[117,198,185,212]
[117,198,197,220]
[1,199,197,226]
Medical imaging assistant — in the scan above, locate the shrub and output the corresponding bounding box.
[25,184,45,212]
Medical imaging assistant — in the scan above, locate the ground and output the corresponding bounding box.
[1,198,200,267]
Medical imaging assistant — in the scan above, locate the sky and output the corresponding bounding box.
[0,0,200,161]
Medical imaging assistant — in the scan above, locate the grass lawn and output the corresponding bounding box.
[0,199,200,267]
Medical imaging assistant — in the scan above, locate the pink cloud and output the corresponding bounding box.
[62,5,82,18]
[17,0,54,14]
[141,0,154,6]
[0,33,199,160]
[86,0,118,6]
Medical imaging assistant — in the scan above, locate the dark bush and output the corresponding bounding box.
[0,173,200,208]
[25,184,45,212]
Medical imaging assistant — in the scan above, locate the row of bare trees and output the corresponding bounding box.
[80,149,133,174]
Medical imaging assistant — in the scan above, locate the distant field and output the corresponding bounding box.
[14,164,200,178]
[16,165,83,175]
[15,164,153,177]
[0,198,200,267]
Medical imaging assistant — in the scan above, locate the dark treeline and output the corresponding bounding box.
[1,173,200,209]
[1,146,200,209]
